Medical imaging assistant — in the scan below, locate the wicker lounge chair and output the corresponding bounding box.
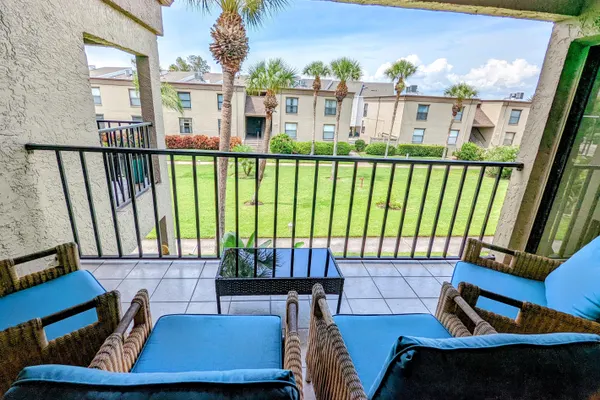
[445,238,600,334]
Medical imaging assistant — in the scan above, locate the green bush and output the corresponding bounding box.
[270,133,294,154]
[454,142,484,161]
[354,139,366,152]
[396,144,444,158]
[365,142,395,156]
[291,141,351,156]
[293,142,311,155]
[230,144,254,177]
[484,146,520,179]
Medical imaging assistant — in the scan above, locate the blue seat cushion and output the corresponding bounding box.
[369,333,600,399]
[451,261,547,319]
[333,314,451,393]
[4,365,299,400]
[545,235,600,321]
[0,271,105,341]
[132,315,282,373]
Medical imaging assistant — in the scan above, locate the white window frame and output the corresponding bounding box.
[508,109,522,125]
[178,92,192,109]
[286,97,298,114]
[325,99,336,116]
[92,87,102,105]
[217,94,223,110]
[323,124,335,140]
[448,129,459,145]
[416,104,429,121]
[503,132,516,146]
[285,122,298,139]
[412,128,425,144]
[179,117,193,134]
[129,88,140,107]
[454,107,464,121]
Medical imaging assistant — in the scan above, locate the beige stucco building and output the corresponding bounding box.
[91,70,354,146]
[362,95,531,151]
[0,0,175,259]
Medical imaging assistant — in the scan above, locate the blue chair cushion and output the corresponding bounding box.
[333,314,451,393]
[0,271,105,341]
[545,235,600,321]
[132,315,283,373]
[4,365,300,400]
[451,261,547,319]
[369,333,600,399]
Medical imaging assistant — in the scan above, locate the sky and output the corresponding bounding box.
[85,0,554,99]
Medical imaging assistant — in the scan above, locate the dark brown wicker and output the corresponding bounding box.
[447,238,600,334]
[0,290,121,395]
[89,290,304,398]
[306,283,497,400]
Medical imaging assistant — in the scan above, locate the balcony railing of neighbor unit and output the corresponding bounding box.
[97,121,152,207]
[24,144,523,261]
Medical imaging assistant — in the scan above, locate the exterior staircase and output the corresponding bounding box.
[244,137,262,151]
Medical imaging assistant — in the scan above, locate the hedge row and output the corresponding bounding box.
[270,133,352,155]
[364,143,445,157]
[165,135,242,150]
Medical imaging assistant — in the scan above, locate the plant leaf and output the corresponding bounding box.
[259,239,272,248]
[294,242,304,248]
[246,231,256,248]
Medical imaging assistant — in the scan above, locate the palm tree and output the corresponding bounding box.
[444,82,478,157]
[384,60,417,157]
[330,58,361,177]
[246,59,297,204]
[303,61,331,155]
[183,0,288,238]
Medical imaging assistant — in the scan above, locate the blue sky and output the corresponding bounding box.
[86,0,553,99]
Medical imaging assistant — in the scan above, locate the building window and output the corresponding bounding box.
[285,123,298,139]
[92,87,102,105]
[218,119,221,135]
[416,104,429,120]
[178,92,191,109]
[454,107,464,121]
[217,94,223,110]
[509,109,522,125]
[131,115,143,122]
[129,89,140,107]
[96,114,105,129]
[503,132,516,146]
[286,97,298,114]
[179,118,193,134]
[323,124,335,140]
[325,99,337,116]
[412,128,425,144]
[448,129,459,145]
[361,125,365,134]
[363,103,368,117]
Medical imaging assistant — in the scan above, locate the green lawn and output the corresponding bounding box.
[150,162,509,240]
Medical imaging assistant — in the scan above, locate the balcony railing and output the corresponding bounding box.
[97,121,152,207]
[24,144,523,261]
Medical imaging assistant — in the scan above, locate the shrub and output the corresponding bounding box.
[270,134,295,154]
[290,141,351,156]
[484,145,520,179]
[293,142,312,155]
[454,142,484,161]
[231,144,254,177]
[365,142,395,156]
[165,135,242,150]
[354,139,366,152]
[336,142,352,156]
[396,144,444,158]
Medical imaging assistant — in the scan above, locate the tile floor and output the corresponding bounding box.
[83,258,457,399]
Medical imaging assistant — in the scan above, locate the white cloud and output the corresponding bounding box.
[365,56,453,91]
[448,59,540,90]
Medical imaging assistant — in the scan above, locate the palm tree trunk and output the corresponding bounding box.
[252,111,272,204]
[331,99,343,178]
[385,91,401,158]
[311,90,317,155]
[444,117,454,159]
[217,69,235,239]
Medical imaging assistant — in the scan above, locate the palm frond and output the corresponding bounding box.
[384,59,417,82]
[161,81,184,114]
[181,0,287,28]
[444,82,479,100]
[303,61,331,78]
[330,57,362,83]
[246,58,297,94]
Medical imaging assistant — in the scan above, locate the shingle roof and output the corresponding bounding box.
[473,107,495,128]
[245,95,266,116]
[89,67,132,78]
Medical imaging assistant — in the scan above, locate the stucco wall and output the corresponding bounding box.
[0,0,174,260]
[480,101,531,147]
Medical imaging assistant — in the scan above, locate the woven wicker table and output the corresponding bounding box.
[216,248,344,314]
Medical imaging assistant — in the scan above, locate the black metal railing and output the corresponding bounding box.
[24,144,523,261]
[97,121,153,207]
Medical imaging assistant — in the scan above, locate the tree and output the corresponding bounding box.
[168,55,211,77]
[246,59,296,204]
[183,0,288,239]
[132,72,183,114]
[303,61,331,155]
[384,59,417,157]
[443,82,478,158]
[330,57,361,177]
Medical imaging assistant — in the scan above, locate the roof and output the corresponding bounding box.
[89,67,133,78]
[472,107,495,128]
[245,95,266,116]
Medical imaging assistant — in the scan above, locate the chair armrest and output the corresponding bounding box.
[0,243,80,296]
[456,282,600,334]
[284,291,303,400]
[0,290,120,395]
[436,283,497,337]
[307,284,367,400]
[462,238,562,281]
[89,289,152,372]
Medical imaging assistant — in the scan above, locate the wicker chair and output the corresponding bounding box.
[89,290,304,399]
[445,238,600,335]
[306,283,496,400]
[0,290,121,395]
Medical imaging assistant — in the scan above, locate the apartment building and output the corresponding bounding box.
[361,94,531,150]
[91,68,354,145]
